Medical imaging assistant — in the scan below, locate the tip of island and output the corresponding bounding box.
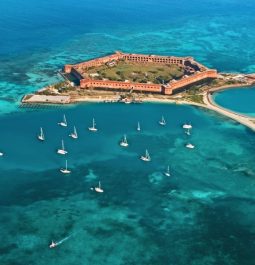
[22,51,255,130]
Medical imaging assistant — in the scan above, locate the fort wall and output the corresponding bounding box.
[80,79,162,93]
[165,70,218,94]
[64,51,217,95]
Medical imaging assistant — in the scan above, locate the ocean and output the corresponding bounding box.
[214,86,255,117]
[0,0,255,264]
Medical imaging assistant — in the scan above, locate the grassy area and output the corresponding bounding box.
[85,61,184,84]
[185,94,204,104]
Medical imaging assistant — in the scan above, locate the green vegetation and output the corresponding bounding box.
[85,61,184,84]
[185,94,204,104]
[52,81,75,93]
[52,81,67,90]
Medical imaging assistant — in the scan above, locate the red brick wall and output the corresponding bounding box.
[80,79,162,93]
[165,70,218,94]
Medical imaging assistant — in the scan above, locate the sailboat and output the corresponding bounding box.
[95,181,104,193]
[60,160,71,174]
[120,134,128,147]
[164,165,171,177]
[38,127,45,141]
[69,126,78,139]
[185,128,191,136]
[140,149,151,162]
[58,114,67,127]
[0,152,3,156]
[57,140,68,155]
[159,116,166,126]
[183,123,192,129]
[186,143,195,149]
[137,122,141,131]
[88,118,97,132]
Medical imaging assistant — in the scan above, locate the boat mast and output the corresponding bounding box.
[63,114,67,125]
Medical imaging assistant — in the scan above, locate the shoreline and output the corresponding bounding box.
[21,83,255,132]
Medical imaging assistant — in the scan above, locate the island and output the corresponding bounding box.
[22,51,255,130]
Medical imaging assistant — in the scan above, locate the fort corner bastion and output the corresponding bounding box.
[63,51,218,95]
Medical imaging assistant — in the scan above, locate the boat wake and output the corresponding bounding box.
[49,232,75,248]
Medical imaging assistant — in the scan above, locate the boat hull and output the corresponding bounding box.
[69,134,78,139]
[140,156,151,162]
[60,169,71,174]
[88,127,97,132]
[95,187,104,193]
[57,149,68,155]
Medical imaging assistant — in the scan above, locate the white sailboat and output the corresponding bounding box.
[58,114,67,127]
[69,126,78,139]
[0,152,3,156]
[140,149,151,162]
[186,143,195,149]
[60,160,71,174]
[164,165,171,177]
[159,116,166,126]
[183,123,192,129]
[185,128,191,136]
[137,122,141,131]
[95,181,104,193]
[57,140,68,155]
[38,127,45,141]
[88,118,97,132]
[120,134,129,147]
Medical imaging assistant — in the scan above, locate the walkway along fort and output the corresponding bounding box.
[64,51,218,95]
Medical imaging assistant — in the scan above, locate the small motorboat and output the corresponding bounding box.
[186,143,195,149]
[49,241,57,248]
[183,123,192,129]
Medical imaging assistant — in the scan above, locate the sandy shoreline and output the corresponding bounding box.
[21,83,255,131]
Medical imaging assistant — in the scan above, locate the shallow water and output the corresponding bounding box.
[1,0,255,264]
[0,103,255,264]
[213,87,255,117]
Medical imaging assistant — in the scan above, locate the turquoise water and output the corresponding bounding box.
[214,87,255,117]
[1,103,255,264]
[1,0,255,264]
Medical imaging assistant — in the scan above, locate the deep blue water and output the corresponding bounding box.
[214,87,255,116]
[1,1,255,264]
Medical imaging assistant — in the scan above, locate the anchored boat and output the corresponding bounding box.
[57,140,68,155]
[120,134,129,147]
[60,160,71,174]
[88,118,98,132]
[38,127,45,141]
[159,116,166,126]
[140,149,151,162]
[69,126,78,139]
[58,114,67,127]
